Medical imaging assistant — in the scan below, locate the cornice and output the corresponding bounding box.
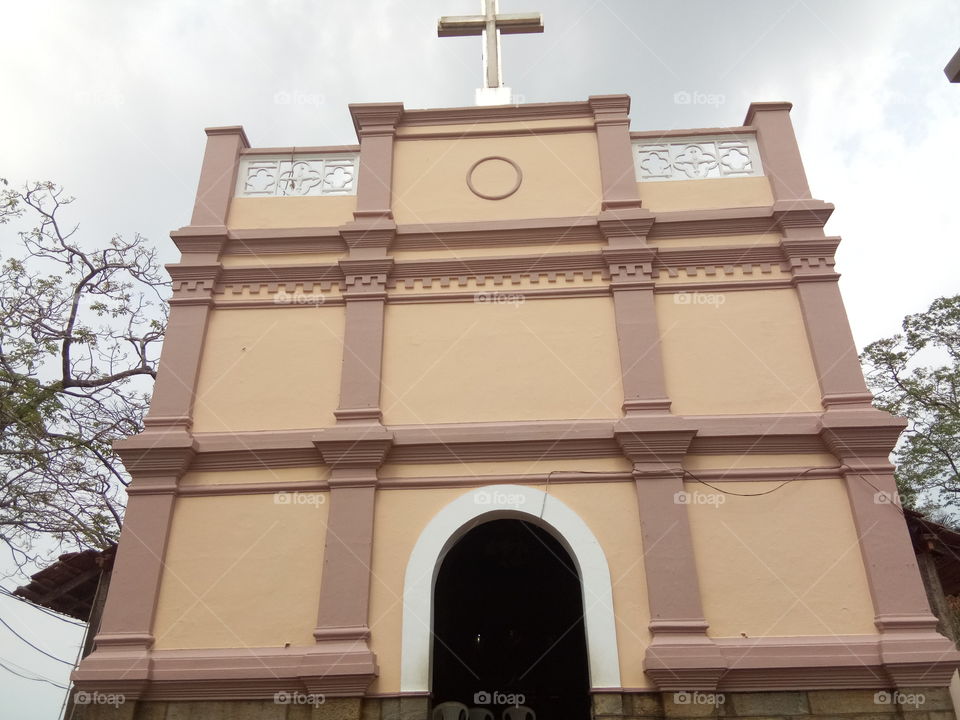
[393,215,602,249]
[169,414,846,473]
[630,125,756,140]
[225,227,345,255]
[210,204,838,259]
[203,244,811,301]
[240,145,360,156]
[398,100,595,128]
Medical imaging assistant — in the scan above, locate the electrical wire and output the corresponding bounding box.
[0,616,75,666]
[683,465,824,497]
[0,588,86,626]
[0,658,69,690]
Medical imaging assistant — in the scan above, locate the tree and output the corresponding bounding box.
[861,294,960,521]
[0,180,168,572]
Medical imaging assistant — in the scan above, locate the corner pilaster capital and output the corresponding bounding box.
[819,410,906,462]
[780,235,840,281]
[771,199,834,234]
[349,102,405,139]
[166,262,222,305]
[114,429,197,490]
[588,94,632,125]
[169,226,230,260]
[204,125,251,147]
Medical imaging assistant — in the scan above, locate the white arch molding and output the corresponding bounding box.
[400,484,622,692]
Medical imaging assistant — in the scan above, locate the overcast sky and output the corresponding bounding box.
[2,1,959,717]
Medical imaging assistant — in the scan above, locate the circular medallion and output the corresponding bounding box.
[466,156,523,200]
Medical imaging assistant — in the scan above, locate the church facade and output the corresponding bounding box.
[73,96,960,720]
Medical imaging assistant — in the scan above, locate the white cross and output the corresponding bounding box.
[438,0,543,105]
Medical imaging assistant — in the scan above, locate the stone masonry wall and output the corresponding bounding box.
[68,690,955,720]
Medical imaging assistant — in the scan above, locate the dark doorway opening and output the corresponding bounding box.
[431,518,591,720]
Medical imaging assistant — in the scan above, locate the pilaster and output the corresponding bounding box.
[72,436,196,696]
[615,419,727,689]
[305,425,394,690]
[821,414,960,686]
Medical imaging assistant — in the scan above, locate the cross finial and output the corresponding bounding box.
[438,0,544,106]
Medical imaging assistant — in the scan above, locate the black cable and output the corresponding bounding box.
[683,465,824,496]
[0,658,69,690]
[0,616,75,666]
[0,588,86,626]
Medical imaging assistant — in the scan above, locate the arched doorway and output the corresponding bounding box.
[431,518,591,720]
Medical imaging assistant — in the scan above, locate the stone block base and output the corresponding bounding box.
[67,690,956,720]
[594,688,956,720]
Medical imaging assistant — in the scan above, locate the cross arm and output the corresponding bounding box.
[494,13,544,34]
[438,13,543,37]
[438,15,487,37]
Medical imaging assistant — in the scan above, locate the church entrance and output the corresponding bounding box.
[431,519,591,720]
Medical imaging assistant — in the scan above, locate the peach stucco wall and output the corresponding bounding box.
[656,288,823,414]
[686,476,877,638]
[391,132,602,224]
[192,307,345,432]
[637,176,774,212]
[149,458,875,689]
[152,485,329,649]
[380,297,624,424]
[227,196,357,229]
